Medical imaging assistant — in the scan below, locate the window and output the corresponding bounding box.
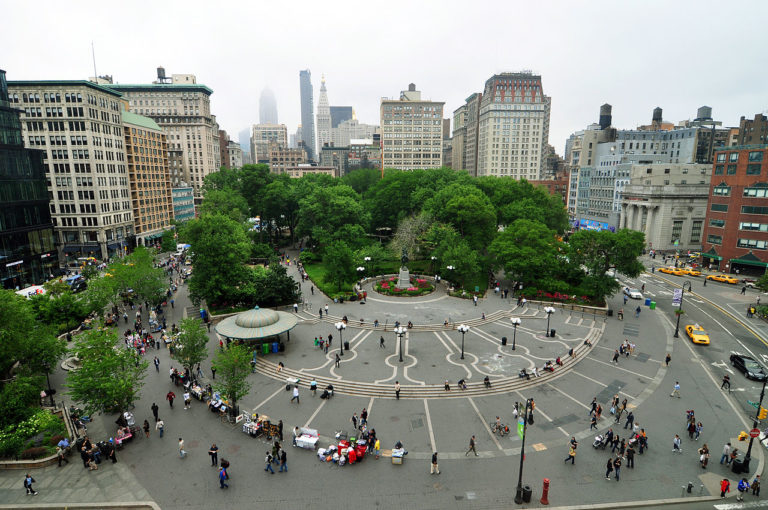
[737,239,768,250]
[711,203,728,212]
[717,153,726,163]
[709,219,725,228]
[715,165,724,175]
[713,184,731,196]
[742,206,768,215]
[671,220,683,243]
[749,151,763,162]
[727,165,737,175]
[739,222,768,232]
[747,164,762,175]
[664,168,670,174]
[744,186,768,198]
[690,220,702,243]
[729,152,739,162]
[707,234,722,245]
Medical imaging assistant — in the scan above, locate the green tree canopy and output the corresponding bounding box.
[297,185,370,250]
[341,168,381,195]
[66,328,148,417]
[475,177,569,233]
[199,189,250,222]
[442,238,481,289]
[212,343,252,413]
[489,219,561,286]
[423,183,497,252]
[173,318,210,371]
[322,241,356,291]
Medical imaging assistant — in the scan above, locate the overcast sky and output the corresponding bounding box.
[3,0,767,155]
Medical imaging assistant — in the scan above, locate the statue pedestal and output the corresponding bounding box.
[397,267,410,289]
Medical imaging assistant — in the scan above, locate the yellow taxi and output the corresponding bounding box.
[705,274,739,284]
[679,267,701,276]
[685,324,710,345]
[659,267,684,276]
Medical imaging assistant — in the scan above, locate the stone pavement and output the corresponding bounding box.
[0,253,762,509]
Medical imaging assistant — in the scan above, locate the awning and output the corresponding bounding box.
[702,254,723,260]
[730,258,768,268]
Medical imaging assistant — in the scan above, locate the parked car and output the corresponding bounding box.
[623,287,643,300]
[730,353,768,381]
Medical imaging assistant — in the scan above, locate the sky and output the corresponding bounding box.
[2,0,767,156]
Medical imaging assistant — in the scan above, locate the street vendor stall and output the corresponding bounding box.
[295,427,318,450]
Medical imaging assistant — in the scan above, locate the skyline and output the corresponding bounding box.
[2,0,767,156]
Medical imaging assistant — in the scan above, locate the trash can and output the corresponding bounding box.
[644,298,651,306]
[522,485,533,503]
[732,459,744,474]
[272,342,279,353]
[501,336,507,346]
[344,341,350,351]
[262,343,269,355]
[550,329,556,337]
[649,301,656,310]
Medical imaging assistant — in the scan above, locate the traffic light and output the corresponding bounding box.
[759,407,768,420]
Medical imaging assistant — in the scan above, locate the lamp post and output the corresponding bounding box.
[41,360,55,407]
[356,266,365,280]
[673,280,692,338]
[514,398,532,504]
[457,324,470,359]
[364,256,371,277]
[446,265,455,287]
[335,322,346,356]
[544,306,555,337]
[395,326,406,362]
[510,317,521,350]
[743,378,767,473]
[430,256,437,274]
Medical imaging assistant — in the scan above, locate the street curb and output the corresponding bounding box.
[0,503,160,510]
[536,495,720,509]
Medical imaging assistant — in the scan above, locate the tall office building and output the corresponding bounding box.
[259,87,278,124]
[106,70,218,203]
[451,93,482,176]
[380,84,444,170]
[451,104,467,170]
[0,69,58,289]
[8,78,134,262]
[299,70,316,161]
[251,123,288,163]
[330,106,353,128]
[476,72,551,179]
[316,76,331,150]
[331,118,379,148]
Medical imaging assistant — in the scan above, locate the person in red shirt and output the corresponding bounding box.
[720,478,731,498]
[166,391,175,408]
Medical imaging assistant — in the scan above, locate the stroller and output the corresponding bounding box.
[593,434,609,449]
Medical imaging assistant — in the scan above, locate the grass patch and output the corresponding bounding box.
[303,263,357,299]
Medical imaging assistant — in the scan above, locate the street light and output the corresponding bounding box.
[457,324,470,360]
[395,326,406,362]
[335,321,346,356]
[673,280,692,338]
[446,265,455,286]
[514,398,533,504]
[364,256,371,276]
[743,378,767,473]
[544,306,555,337]
[510,317,521,350]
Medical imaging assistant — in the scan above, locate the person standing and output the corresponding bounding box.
[291,386,300,404]
[605,457,614,480]
[670,381,681,398]
[351,413,358,430]
[665,353,671,366]
[151,402,159,422]
[752,475,761,496]
[153,356,160,372]
[395,381,401,400]
[613,456,622,481]
[699,443,710,468]
[56,437,70,466]
[626,444,635,468]
[465,435,478,456]
[673,434,682,453]
[218,466,229,489]
[264,451,275,474]
[324,304,329,315]
[473,295,478,306]
[335,353,340,368]
[374,438,381,459]
[279,449,287,472]
[624,411,635,430]
[361,408,368,429]
[178,438,186,458]
[183,391,191,410]
[143,420,150,438]
[166,390,175,408]
[720,442,732,464]
[431,452,440,474]
[23,473,38,495]
[695,422,703,440]
[155,418,165,438]
[209,443,219,466]
[720,478,730,498]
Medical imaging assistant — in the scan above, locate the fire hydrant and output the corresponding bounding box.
[541,478,550,505]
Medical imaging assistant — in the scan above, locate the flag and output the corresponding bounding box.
[517,417,525,439]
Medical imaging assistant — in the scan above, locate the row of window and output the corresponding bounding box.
[716,151,764,163]
[714,163,763,175]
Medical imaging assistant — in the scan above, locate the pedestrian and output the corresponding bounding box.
[605,457,614,480]
[196,364,204,379]
[211,366,216,379]
[166,390,175,408]
[351,413,358,430]
[635,306,641,318]
[156,418,164,438]
[310,285,314,295]
[170,298,174,308]
[324,304,329,315]
[279,449,287,472]
[264,451,275,474]
[293,303,299,313]
[720,478,731,498]
[291,385,300,404]
[720,442,732,464]
[624,411,634,430]
[278,419,283,441]
[444,380,450,391]
[738,478,750,501]
[596,404,603,421]
[613,456,622,481]
[626,444,635,468]
[431,452,440,474]
[335,353,340,368]
[589,397,597,415]
[208,443,219,466]
[395,381,400,400]
[670,381,681,398]
[473,295,478,306]
[673,434,682,453]
[687,420,696,439]
[178,437,186,458]
[379,336,385,348]
[183,391,191,410]
[361,408,368,428]
[742,286,747,295]
[699,443,710,468]
[56,437,70,466]
[612,350,620,363]
[23,473,38,495]
[154,356,160,372]
[721,374,731,392]
[143,419,150,438]
[218,466,229,489]
[465,435,478,456]
[374,437,381,459]
[665,353,671,366]
[753,475,761,496]
[590,414,598,430]
[564,444,576,464]
[695,421,703,440]
[318,308,323,318]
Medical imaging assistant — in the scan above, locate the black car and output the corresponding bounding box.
[730,353,768,381]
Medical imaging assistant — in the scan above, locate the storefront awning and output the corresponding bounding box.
[731,258,768,268]
[702,254,723,260]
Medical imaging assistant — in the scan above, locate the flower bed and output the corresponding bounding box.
[375,276,434,296]
[529,289,604,307]
[0,409,68,460]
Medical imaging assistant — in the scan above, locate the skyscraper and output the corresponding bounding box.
[316,75,331,150]
[299,70,316,161]
[259,87,278,124]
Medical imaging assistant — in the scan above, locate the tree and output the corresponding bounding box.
[66,328,148,417]
[297,185,369,251]
[489,219,561,286]
[261,177,301,243]
[120,247,167,305]
[323,241,356,291]
[442,238,481,289]
[199,189,250,222]
[161,229,176,252]
[475,177,569,233]
[212,343,252,414]
[180,213,251,306]
[758,272,768,293]
[173,318,210,372]
[342,168,381,195]
[390,212,434,261]
[568,229,645,302]
[423,183,497,252]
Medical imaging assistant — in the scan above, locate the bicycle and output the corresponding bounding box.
[490,421,509,437]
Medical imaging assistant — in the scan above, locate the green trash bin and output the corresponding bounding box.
[262,343,270,355]
[649,301,656,310]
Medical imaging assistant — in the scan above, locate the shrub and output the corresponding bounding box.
[20,447,48,459]
[50,434,65,446]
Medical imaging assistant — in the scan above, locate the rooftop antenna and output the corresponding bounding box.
[91,41,97,83]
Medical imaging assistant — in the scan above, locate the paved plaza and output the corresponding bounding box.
[0,253,764,510]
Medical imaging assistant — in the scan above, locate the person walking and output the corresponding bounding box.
[278,420,284,441]
[605,457,614,480]
[624,411,635,430]
[589,397,597,415]
[218,466,229,489]
[166,390,175,408]
[564,444,576,464]
[178,438,186,458]
[151,402,159,422]
[612,350,620,364]
[699,443,710,469]
[695,421,703,440]
[335,353,340,368]
[264,451,275,474]
[360,408,368,429]
[590,414,598,430]
[626,444,636,468]
[721,374,731,393]
[720,478,731,498]
[183,391,191,410]
[635,306,641,318]
[351,413,358,430]
[465,435,478,456]
[153,356,160,372]
[670,381,681,398]
[720,442,732,464]
[752,475,761,496]
[673,434,682,453]
[395,381,401,400]
[209,443,219,467]
[279,449,287,472]
[473,295,478,306]
[324,304,329,315]
[738,478,750,501]
[23,473,38,495]
[431,452,440,474]
[211,366,216,379]
[665,353,671,366]
[155,418,165,438]
[613,456,622,481]
[143,420,150,438]
[291,386,300,404]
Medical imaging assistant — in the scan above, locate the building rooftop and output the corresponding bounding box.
[714,144,768,152]
[122,110,161,131]
[7,80,123,97]
[105,83,213,95]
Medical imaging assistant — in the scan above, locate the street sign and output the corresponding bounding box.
[748,400,760,409]
[672,288,683,307]
[751,428,760,438]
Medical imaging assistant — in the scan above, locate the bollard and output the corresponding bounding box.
[540,478,550,505]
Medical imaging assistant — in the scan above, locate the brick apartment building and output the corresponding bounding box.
[702,144,768,275]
